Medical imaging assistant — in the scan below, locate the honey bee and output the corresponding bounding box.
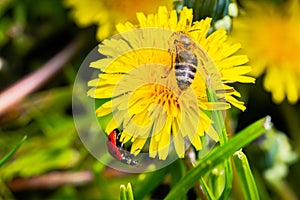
[166,31,209,91]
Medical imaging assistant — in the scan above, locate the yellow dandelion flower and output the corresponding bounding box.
[88,7,254,160]
[64,0,173,41]
[231,0,300,104]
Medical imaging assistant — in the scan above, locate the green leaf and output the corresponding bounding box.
[0,136,27,168]
[218,159,232,200]
[120,184,127,200]
[126,183,134,200]
[165,117,268,200]
[200,177,217,200]
[120,183,134,200]
[206,165,226,198]
[233,151,259,200]
[206,76,233,200]
[253,169,272,200]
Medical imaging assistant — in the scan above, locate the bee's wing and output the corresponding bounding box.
[193,44,225,101]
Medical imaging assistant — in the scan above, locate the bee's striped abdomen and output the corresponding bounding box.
[174,51,198,91]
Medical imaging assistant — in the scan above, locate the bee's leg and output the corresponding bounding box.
[117,133,125,149]
[161,52,173,79]
[161,67,172,79]
[161,33,177,79]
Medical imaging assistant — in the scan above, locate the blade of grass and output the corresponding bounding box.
[120,183,135,200]
[219,129,233,200]
[206,78,233,200]
[253,169,272,200]
[120,185,127,200]
[200,177,217,200]
[0,136,27,168]
[184,148,207,199]
[165,116,268,200]
[126,183,134,200]
[233,151,259,200]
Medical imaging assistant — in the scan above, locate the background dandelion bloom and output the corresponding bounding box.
[231,0,300,104]
[88,7,254,160]
[64,0,172,41]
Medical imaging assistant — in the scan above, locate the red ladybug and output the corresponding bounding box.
[106,129,139,166]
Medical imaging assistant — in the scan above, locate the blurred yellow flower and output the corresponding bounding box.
[88,7,254,160]
[231,0,300,104]
[64,0,173,41]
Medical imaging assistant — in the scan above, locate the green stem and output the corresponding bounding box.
[233,151,259,200]
[206,80,232,200]
[165,117,267,200]
[184,147,207,200]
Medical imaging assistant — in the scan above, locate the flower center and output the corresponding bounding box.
[152,84,179,114]
[129,83,180,117]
